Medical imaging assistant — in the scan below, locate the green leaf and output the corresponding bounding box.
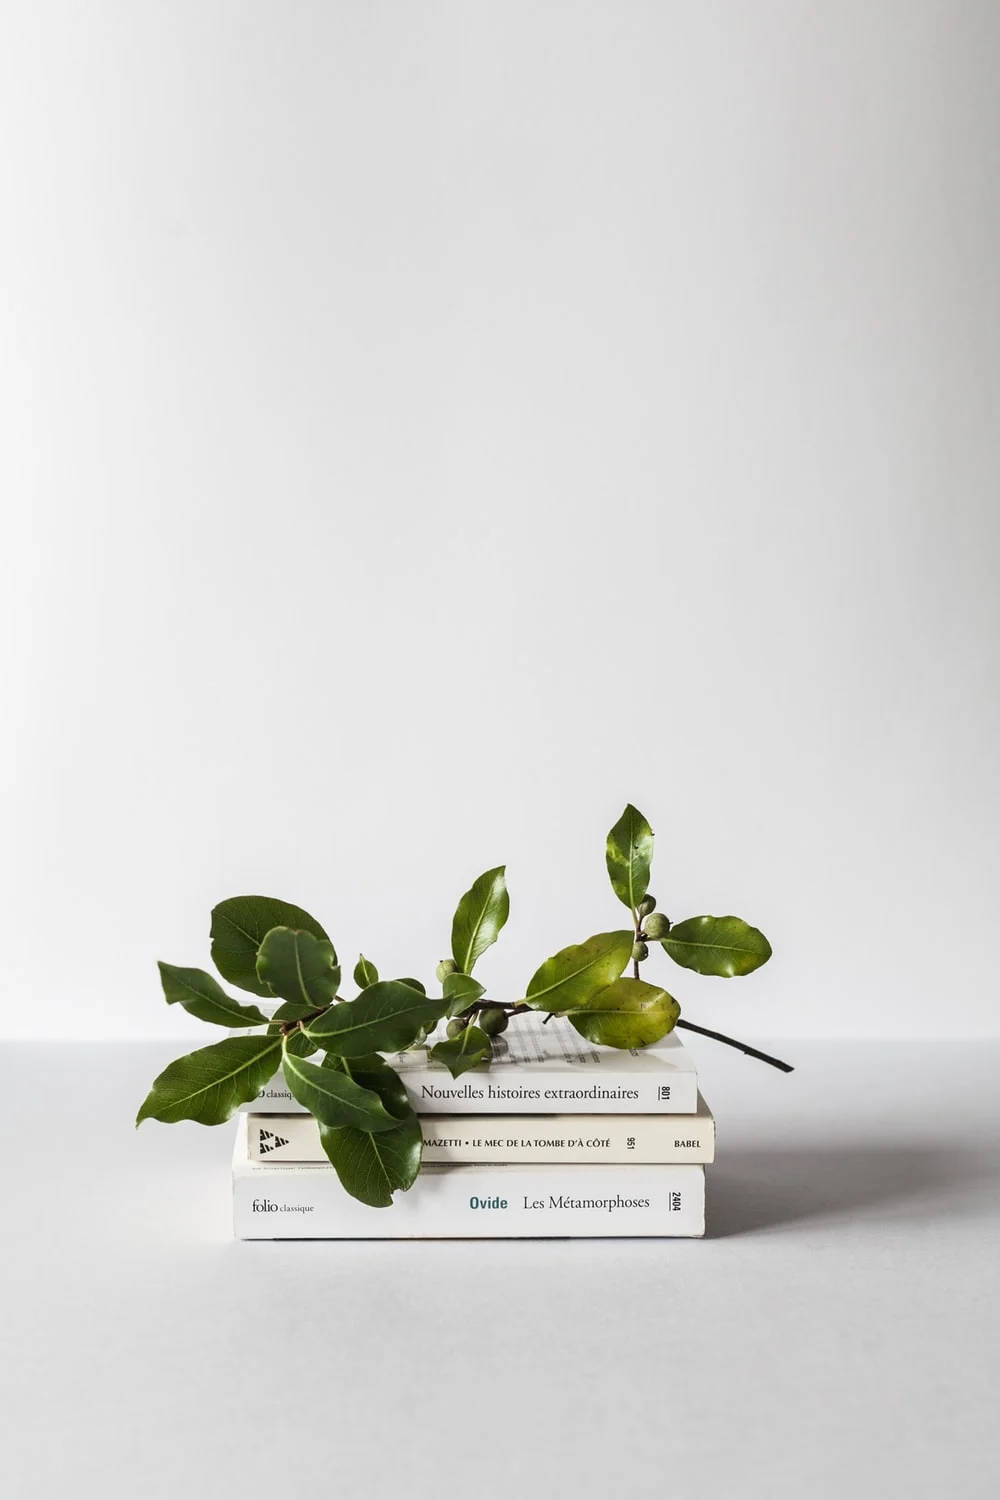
[353,954,379,989]
[319,1115,422,1207]
[157,962,270,1027]
[451,866,509,974]
[136,1035,282,1126]
[255,927,340,1014]
[523,930,633,1014]
[271,1000,317,1022]
[268,1022,317,1058]
[210,896,329,996]
[568,977,680,1049]
[323,1052,412,1116]
[661,915,772,977]
[605,804,654,913]
[317,1054,421,1206]
[281,1048,400,1131]
[430,1024,492,1078]
[396,978,432,1045]
[442,971,486,1017]
[304,980,447,1057]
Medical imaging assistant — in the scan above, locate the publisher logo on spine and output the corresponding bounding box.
[257,1128,290,1156]
[248,1198,315,1215]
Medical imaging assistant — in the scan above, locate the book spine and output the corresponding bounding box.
[246,1068,699,1115]
[248,1110,716,1164]
[234,1160,706,1239]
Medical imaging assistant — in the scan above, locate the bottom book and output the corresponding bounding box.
[232,1116,706,1239]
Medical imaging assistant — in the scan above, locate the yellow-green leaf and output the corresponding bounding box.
[568,977,680,1049]
[523,931,633,1014]
[605,804,654,912]
[662,915,772,977]
[451,867,509,974]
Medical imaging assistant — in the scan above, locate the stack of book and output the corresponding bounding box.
[233,1013,713,1237]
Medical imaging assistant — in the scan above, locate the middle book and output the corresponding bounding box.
[248,1098,715,1164]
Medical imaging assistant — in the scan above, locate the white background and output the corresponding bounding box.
[2,0,998,1041]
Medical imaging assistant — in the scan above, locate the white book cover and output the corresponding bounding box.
[233,1117,706,1238]
[248,1094,716,1164]
[247,1012,699,1115]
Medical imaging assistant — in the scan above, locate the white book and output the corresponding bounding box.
[248,1094,716,1164]
[247,1012,699,1115]
[233,1117,706,1238]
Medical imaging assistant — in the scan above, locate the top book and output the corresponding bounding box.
[249,1012,699,1115]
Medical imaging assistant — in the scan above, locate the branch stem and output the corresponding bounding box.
[674,1018,793,1073]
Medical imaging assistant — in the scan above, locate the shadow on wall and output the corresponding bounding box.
[709,1143,996,1238]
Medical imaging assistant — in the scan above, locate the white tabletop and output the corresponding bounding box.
[3,1037,997,1499]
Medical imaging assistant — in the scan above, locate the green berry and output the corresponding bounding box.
[445,1018,466,1039]
[637,895,656,918]
[436,958,458,983]
[477,1007,508,1036]
[632,940,648,962]
[644,912,670,939]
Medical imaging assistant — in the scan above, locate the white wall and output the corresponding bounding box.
[2,1,998,1041]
